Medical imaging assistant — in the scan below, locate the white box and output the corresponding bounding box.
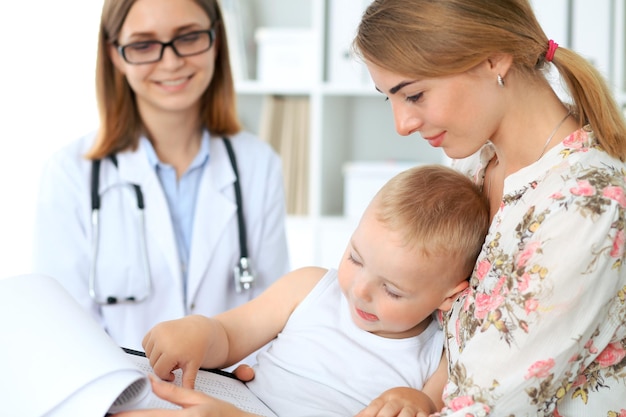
[327,0,371,86]
[343,161,421,219]
[255,28,316,84]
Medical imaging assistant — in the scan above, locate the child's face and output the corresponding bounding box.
[337,203,466,339]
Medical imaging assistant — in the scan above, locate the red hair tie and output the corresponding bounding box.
[545,39,558,62]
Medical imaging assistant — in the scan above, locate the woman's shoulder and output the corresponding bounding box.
[558,127,625,177]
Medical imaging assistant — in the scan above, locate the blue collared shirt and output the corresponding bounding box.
[142,132,210,301]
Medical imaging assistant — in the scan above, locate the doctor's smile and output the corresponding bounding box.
[155,75,194,91]
[157,76,193,86]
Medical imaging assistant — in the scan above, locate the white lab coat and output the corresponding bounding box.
[33,130,290,350]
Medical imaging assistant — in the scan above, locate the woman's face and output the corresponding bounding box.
[366,61,506,159]
[110,0,216,119]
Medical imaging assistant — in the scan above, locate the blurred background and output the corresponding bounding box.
[0,0,623,277]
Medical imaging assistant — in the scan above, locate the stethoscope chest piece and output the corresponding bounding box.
[234,257,255,293]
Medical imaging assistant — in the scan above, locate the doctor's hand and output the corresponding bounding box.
[143,315,224,389]
[113,374,261,417]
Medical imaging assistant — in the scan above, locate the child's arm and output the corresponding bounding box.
[422,351,447,411]
[354,352,447,417]
[142,267,327,389]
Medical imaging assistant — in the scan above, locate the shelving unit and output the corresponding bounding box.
[613,0,626,113]
[232,0,626,268]
[230,0,446,268]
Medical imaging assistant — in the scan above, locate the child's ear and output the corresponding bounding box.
[438,280,469,312]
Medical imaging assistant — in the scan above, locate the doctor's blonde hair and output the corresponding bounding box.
[87,0,240,159]
[374,165,490,279]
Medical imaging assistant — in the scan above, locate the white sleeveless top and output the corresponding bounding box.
[247,268,444,416]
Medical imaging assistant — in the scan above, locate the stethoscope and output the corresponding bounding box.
[88,137,254,305]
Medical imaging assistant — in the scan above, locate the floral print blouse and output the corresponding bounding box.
[439,127,626,416]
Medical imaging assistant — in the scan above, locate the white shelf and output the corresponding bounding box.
[235,81,317,96]
[609,0,626,109]
[234,79,380,96]
[320,84,378,96]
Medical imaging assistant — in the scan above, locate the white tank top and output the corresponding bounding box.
[247,269,444,416]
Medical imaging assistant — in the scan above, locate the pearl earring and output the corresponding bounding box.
[497,74,505,87]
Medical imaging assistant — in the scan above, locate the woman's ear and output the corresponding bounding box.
[437,280,469,312]
[487,53,513,79]
[109,44,126,75]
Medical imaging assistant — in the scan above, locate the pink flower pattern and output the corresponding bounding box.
[517,241,541,269]
[585,339,598,354]
[562,130,584,148]
[517,273,531,293]
[611,230,626,258]
[571,374,587,388]
[444,128,626,415]
[475,259,491,281]
[603,185,626,208]
[570,179,595,196]
[524,298,538,314]
[448,396,475,411]
[474,293,503,320]
[596,342,626,367]
[525,358,556,379]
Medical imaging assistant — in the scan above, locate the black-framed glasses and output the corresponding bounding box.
[117,29,216,65]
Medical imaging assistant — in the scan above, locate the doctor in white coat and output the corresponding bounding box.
[32,0,290,351]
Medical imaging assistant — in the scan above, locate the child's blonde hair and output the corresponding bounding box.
[375,164,490,277]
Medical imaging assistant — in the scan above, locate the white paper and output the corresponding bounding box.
[0,274,146,417]
[0,274,277,417]
[126,353,277,416]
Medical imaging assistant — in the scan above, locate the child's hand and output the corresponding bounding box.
[354,387,436,417]
[232,364,256,382]
[142,315,218,389]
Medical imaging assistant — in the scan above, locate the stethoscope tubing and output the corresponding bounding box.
[88,137,253,305]
[89,185,151,305]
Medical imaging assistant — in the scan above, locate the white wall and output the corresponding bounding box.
[0,1,102,278]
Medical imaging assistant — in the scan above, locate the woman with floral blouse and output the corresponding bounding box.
[352,0,626,415]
